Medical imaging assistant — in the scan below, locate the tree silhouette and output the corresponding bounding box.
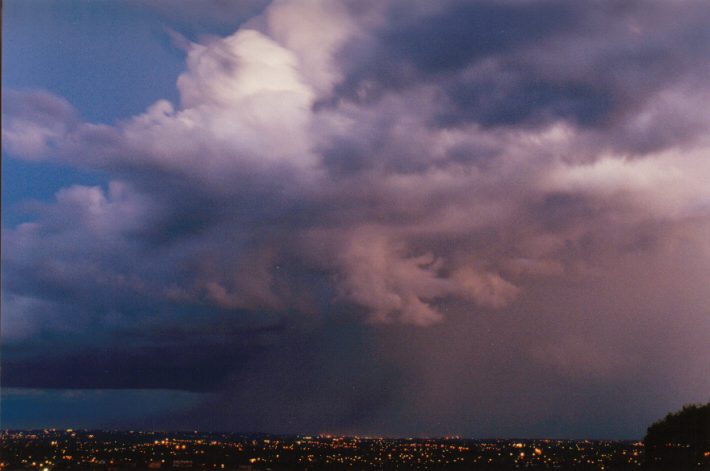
[644,402,710,469]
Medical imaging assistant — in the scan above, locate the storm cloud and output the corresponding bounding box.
[2,0,710,437]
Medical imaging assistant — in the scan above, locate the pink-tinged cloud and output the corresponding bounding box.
[2,0,710,437]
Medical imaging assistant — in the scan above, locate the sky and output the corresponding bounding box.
[2,0,710,438]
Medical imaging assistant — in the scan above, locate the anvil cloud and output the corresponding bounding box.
[2,0,710,437]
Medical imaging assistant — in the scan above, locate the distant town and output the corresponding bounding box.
[1,429,647,470]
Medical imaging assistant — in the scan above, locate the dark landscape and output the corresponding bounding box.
[2,403,709,471]
[0,430,648,470]
[4,403,709,470]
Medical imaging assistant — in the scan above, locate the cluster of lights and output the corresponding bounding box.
[0,430,681,470]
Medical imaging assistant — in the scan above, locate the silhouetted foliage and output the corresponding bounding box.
[644,402,710,469]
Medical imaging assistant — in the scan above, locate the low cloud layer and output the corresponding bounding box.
[3,0,710,437]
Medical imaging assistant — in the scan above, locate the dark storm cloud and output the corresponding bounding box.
[2,0,710,436]
[3,345,244,391]
[333,0,710,151]
[334,0,579,96]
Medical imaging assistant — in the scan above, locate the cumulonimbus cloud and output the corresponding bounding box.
[2,1,710,428]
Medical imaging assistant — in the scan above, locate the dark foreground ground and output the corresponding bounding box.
[0,430,655,470]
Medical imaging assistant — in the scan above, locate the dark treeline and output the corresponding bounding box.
[644,401,710,469]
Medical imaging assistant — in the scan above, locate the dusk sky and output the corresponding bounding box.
[2,0,710,438]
